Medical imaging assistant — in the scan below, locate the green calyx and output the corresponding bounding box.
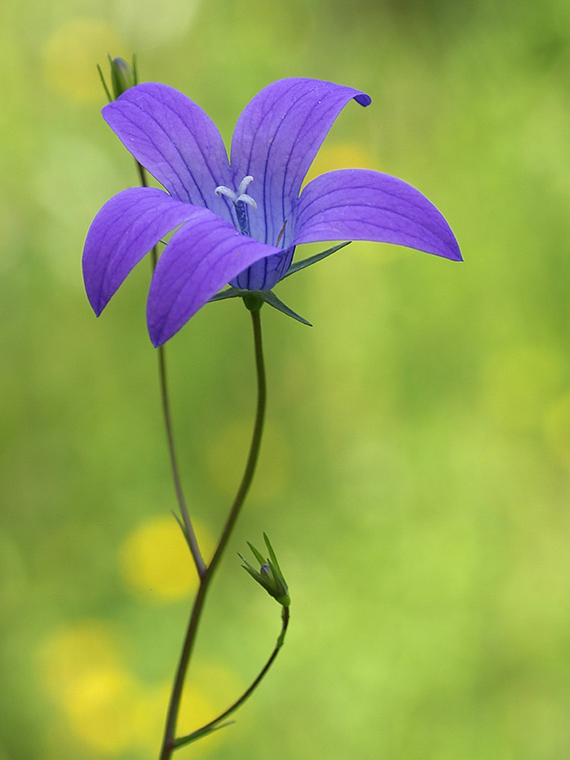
[209,287,312,326]
[240,533,290,607]
[98,54,138,103]
[242,293,264,312]
[208,242,353,326]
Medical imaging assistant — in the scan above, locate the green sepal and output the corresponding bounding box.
[247,541,266,566]
[240,534,290,607]
[208,288,311,326]
[263,533,284,578]
[208,287,244,303]
[282,241,351,279]
[259,290,311,326]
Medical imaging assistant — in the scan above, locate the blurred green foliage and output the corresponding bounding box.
[2,0,570,758]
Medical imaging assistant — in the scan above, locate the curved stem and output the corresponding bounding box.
[174,605,290,749]
[158,307,267,760]
[135,159,206,578]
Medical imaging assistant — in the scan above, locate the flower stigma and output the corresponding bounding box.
[215,176,257,236]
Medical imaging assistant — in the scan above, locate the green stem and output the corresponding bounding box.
[158,307,267,760]
[135,159,206,578]
[174,605,290,749]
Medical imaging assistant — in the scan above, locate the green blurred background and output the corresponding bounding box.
[2,0,570,758]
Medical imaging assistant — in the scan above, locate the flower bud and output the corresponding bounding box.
[240,534,290,607]
[110,57,136,99]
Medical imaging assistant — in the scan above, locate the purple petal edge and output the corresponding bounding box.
[293,169,462,262]
[230,78,371,248]
[102,83,234,221]
[82,187,199,315]
[147,211,283,346]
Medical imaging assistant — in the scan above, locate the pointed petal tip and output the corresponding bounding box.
[149,326,166,348]
[354,92,372,107]
[83,278,105,317]
[447,238,463,262]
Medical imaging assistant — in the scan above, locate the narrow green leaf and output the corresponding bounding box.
[97,63,113,103]
[260,290,312,326]
[283,241,351,279]
[174,720,235,748]
[172,511,197,555]
[132,53,138,85]
[208,287,243,303]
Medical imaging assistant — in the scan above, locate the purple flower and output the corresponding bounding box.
[83,78,461,346]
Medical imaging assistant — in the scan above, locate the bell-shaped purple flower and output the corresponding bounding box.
[83,78,461,346]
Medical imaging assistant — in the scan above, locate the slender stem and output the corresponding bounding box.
[157,343,206,577]
[135,158,206,578]
[158,307,267,760]
[174,606,290,749]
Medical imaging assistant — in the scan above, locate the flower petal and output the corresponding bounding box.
[82,187,199,315]
[102,83,234,221]
[230,246,295,290]
[147,211,282,346]
[292,169,462,261]
[230,78,371,248]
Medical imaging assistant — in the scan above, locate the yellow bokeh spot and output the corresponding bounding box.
[39,620,123,699]
[38,622,235,757]
[304,142,376,186]
[120,515,214,600]
[43,18,126,102]
[38,621,145,754]
[64,667,143,753]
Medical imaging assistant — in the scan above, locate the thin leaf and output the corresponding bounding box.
[283,241,351,279]
[208,287,243,303]
[174,720,235,748]
[97,63,113,103]
[260,290,312,326]
[172,511,194,554]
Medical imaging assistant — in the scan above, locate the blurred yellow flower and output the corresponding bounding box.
[304,143,377,186]
[120,514,214,600]
[38,622,140,753]
[43,19,126,102]
[37,621,233,756]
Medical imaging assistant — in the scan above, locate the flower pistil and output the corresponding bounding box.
[215,175,257,236]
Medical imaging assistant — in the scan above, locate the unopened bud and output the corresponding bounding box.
[110,57,135,99]
[240,534,290,607]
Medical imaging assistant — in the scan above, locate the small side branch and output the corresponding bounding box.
[174,606,290,750]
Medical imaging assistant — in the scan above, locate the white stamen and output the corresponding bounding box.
[237,175,254,196]
[215,176,257,210]
[215,185,237,203]
[236,193,257,209]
